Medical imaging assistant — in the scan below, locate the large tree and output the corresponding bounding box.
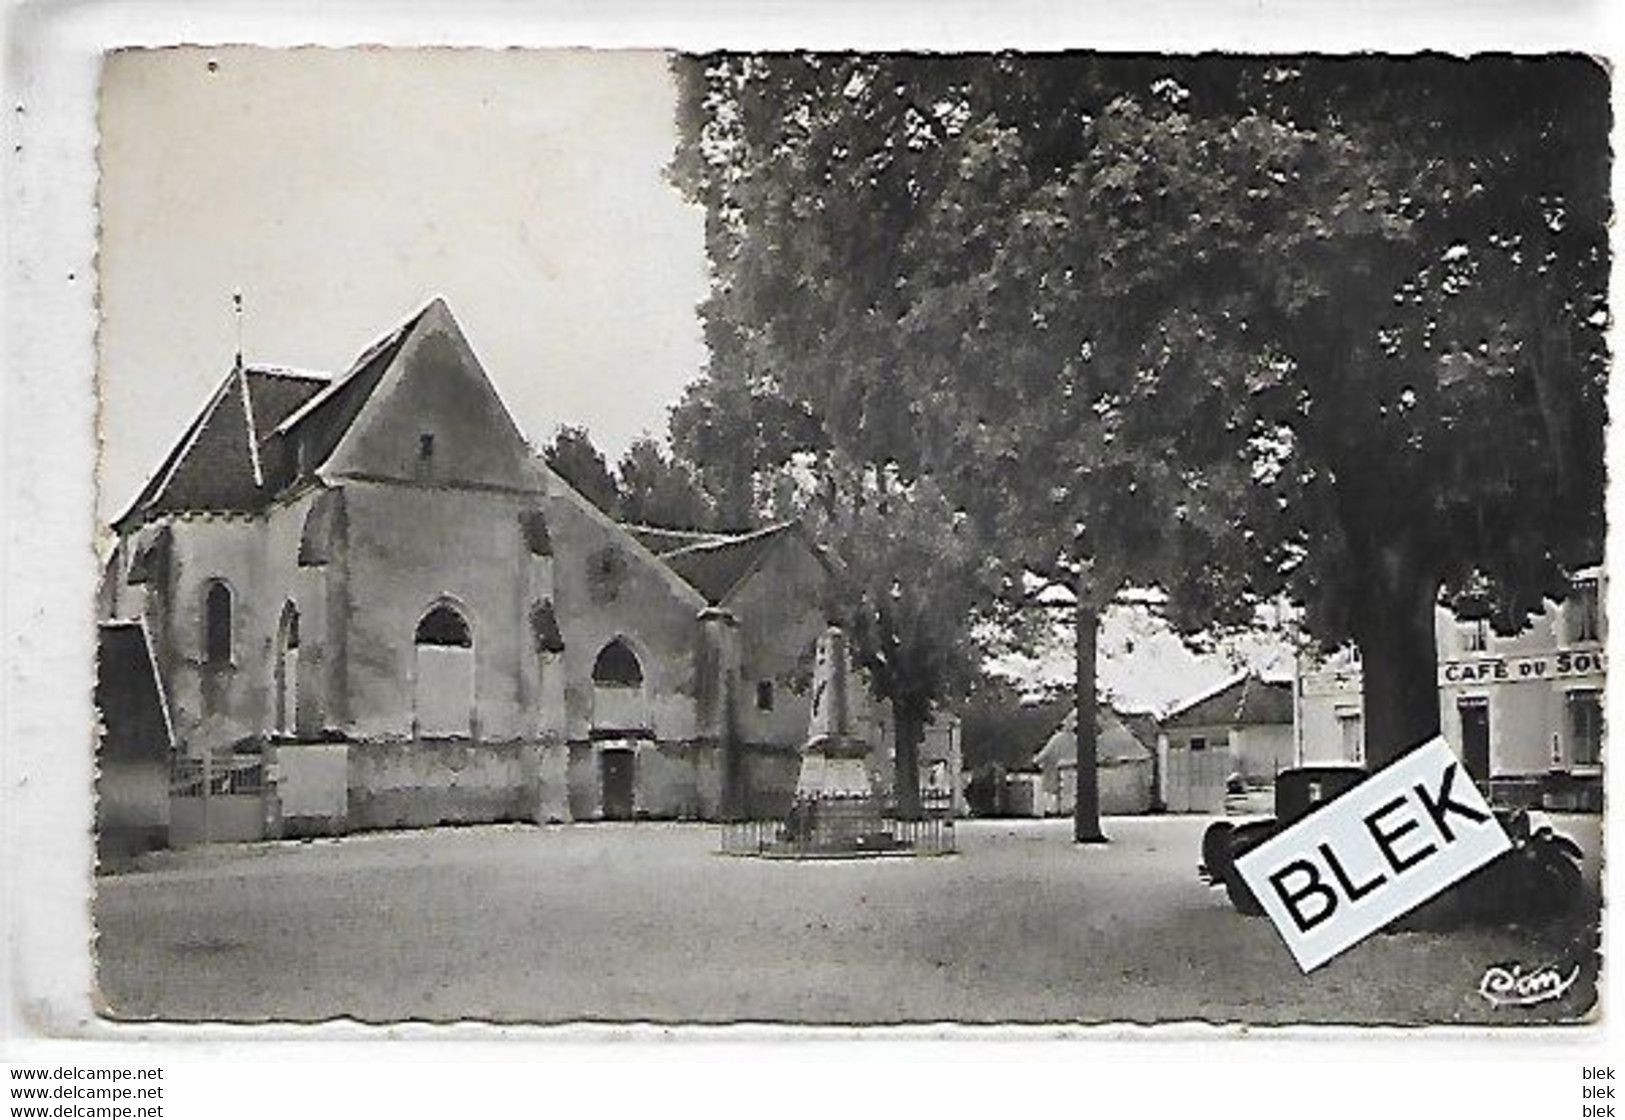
[542,425,622,516]
[789,461,988,817]
[670,53,1608,831]
[617,436,718,529]
[672,54,1293,841]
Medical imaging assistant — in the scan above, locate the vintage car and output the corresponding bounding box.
[1199,764,1585,926]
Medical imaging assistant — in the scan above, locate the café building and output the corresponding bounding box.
[1295,569,1604,811]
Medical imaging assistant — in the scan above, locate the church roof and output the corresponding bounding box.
[263,307,426,491]
[658,523,806,605]
[115,303,438,530]
[115,365,330,528]
[96,620,175,753]
[619,523,733,555]
[1162,673,1293,730]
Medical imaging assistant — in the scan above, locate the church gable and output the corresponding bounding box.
[322,299,539,493]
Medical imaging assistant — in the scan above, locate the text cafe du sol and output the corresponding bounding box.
[1441,650,1605,685]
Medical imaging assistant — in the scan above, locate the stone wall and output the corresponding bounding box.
[346,740,542,830]
[340,480,542,743]
[544,485,708,742]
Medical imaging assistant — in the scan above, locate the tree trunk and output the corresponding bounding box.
[1352,549,1443,770]
[893,704,925,821]
[1074,597,1107,844]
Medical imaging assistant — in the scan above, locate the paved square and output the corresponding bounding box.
[93,817,1599,1025]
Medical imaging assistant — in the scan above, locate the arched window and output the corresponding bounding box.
[414,602,474,739]
[203,580,233,665]
[592,638,643,688]
[415,603,472,647]
[275,602,300,735]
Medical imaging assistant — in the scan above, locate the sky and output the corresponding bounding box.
[94,46,1289,712]
[988,604,1296,717]
[97,46,708,527]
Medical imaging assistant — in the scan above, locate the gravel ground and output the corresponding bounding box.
[92,816,1602,1026]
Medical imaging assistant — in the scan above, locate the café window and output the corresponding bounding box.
[1567,578,1600,644]
[1460,617,1489,654]
[1566,688,1602,768]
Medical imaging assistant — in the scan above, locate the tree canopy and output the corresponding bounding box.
[543,426,719,530]
[617,436,718,529]
[670,52,1609,782]
[543,425,623,515]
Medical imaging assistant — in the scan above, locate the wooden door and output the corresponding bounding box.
[600,749,635,820]
[1458,700,1491,785]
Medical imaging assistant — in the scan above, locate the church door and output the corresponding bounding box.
[600,749,635,820]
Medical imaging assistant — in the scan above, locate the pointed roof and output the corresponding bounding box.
[263,303,430,491]
[1162,673,1293,730]
[658,523,811,606]
[1034,707,1153,768]
[115,364,330,529]
[96,619,175,753]
[115,301,446,529]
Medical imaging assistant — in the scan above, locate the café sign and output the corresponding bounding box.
[1440,649,1605,686]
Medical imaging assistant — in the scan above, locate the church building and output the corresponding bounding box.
[97,298,868,833]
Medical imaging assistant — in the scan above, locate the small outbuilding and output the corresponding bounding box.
[1034,708,1158,816]
[1157,673,1293,812]
[95,621,175,862]
[1162,673,1295,784]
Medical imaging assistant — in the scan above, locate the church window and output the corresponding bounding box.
[415,603,472,647]
[203,580,233,666]
[757,680,775,711]
[276,602,301,735]
[414,602,474,739]
[419,432,436,460]
[592,639,643,688]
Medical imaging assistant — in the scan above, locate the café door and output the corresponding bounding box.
[1457,699,1491,786]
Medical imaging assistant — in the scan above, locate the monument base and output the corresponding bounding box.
[794,736,874,801]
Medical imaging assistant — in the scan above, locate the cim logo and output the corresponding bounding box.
[1477,962,1580,1007]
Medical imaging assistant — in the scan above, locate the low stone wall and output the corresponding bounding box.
[559,738,725,820]
[170,795,267,847]
[320,737,793,831]
[636,739,723,820]
[270,743,350,837]
[347,740,543,831]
